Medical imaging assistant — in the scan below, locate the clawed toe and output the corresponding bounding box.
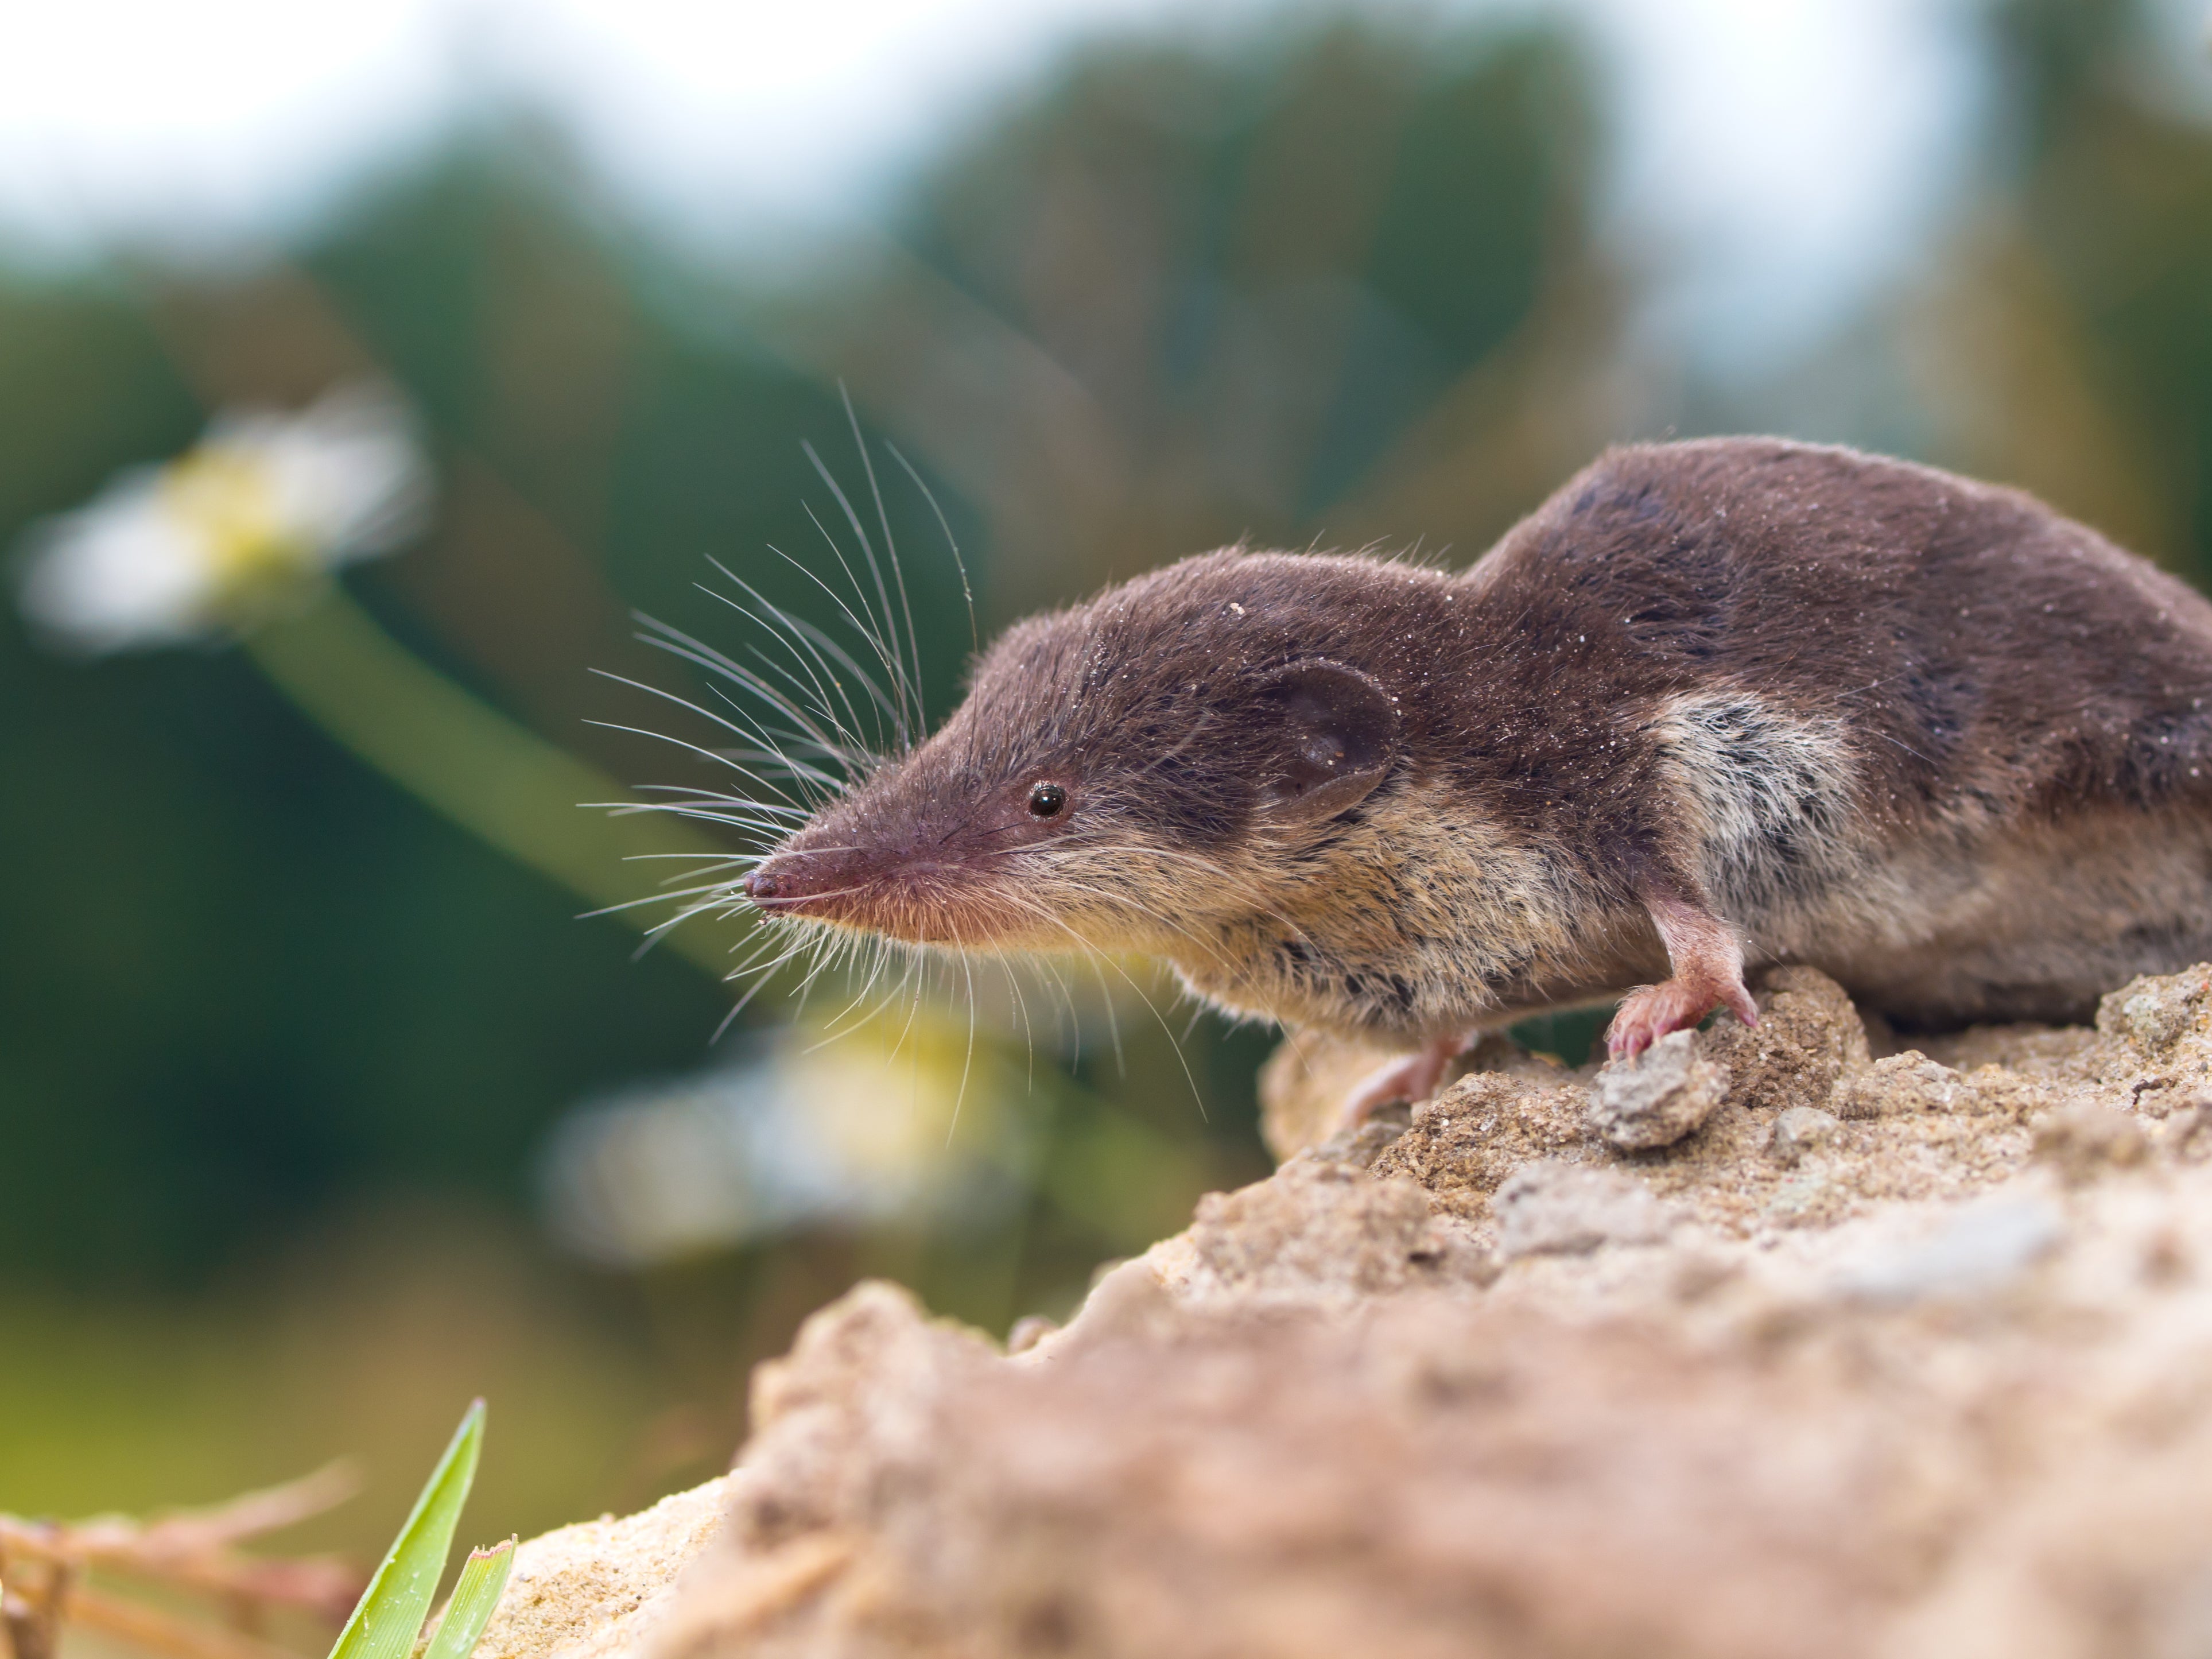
[1604,975,1757,1060]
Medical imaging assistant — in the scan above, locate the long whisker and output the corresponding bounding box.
[656,593,873,764]
[622,784,810,819]
[1008,871,1242,972]
[977,850,1252,970]
[805,441,919,748]
[1021,840,1322,948]
[584,715,843,801]
[727,554,900,725]
[1088,951,1126,1078]
[796,497,916,751]
[694,566,897,755]
[888,441,977,664]
[950,920,977,1144]
[618,635,866,788]
[588,670,847,790]
[988,889,1208,1119]
[635,605,866,757]
[840,386,926,738]
[634,620,871,784]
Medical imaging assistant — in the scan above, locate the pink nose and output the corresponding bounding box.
[742,848,851,909]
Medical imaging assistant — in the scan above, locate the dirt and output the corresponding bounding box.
[464,1477,730,1659]
[490,964,2212,1659]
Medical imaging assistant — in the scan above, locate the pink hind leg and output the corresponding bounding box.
[1606,896,1758,1060]
[1336,1032,1472,1133]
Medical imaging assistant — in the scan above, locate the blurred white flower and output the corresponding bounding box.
[16,380,429,653]
[539,1011,1030,1267]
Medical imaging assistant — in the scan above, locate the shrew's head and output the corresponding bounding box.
[742,549,1437,952]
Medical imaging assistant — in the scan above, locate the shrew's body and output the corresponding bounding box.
[744,439,2212,1114]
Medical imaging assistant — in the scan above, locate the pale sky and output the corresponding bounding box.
[0,0,1997,362]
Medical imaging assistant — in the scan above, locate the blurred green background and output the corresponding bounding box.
[5,0,2211,1618]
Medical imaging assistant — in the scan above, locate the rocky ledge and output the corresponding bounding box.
[482,965,2212,1659]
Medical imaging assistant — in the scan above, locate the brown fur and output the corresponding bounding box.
[745,437,2212,1047]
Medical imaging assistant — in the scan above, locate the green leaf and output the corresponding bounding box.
[422,1540,516,1659]
[328,1401,486,1659]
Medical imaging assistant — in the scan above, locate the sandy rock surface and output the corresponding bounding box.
[526,964,2212,1658]
[465,1476,729,1659]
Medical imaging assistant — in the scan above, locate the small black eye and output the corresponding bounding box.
[1028,782,1068,818]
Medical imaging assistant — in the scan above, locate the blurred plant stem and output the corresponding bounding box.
[0,1463,364,1659]
[245,588,745,982]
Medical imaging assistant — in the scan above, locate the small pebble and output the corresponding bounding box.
[1835,1053,1976,1119]
[1832,1194,2065,1307]
[2031,1104,2150,1186]
[2098,971,2210,1055]
[1494,1159,1675,1258]
[1589,1030,1730,1150]
[1769,1106,1841,1165]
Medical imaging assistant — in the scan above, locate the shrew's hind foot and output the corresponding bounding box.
[1336,1032,1472,1134]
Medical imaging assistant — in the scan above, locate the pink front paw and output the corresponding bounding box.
[1605,978,1757,1060]
[1605,987,1677,1059]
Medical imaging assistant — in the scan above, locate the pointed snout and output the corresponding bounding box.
[742,839,949,920]
[742,847,851,910]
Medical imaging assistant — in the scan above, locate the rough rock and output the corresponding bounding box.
[1702,964,1870,1113]
[2032,1103,2152,1185]
[1258,1028,1573,1162]
[494,964,2212,1659]
[2097,966,2212,1056]
[1145,1156,1491,1304]
[1825,1191,2066,1307]
[1769,1104,1842,1164]
[1491,1158,1675,1257]
[1588,1029,1730,1149]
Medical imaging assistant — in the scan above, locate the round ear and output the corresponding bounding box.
[1252,660,1400,825]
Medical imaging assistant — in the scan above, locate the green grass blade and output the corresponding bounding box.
[422,1540,516,1659]
[328,1401,486,1659]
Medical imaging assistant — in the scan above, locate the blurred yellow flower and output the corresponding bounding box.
[538,1007,1032,1267]
[16,380,429,653]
